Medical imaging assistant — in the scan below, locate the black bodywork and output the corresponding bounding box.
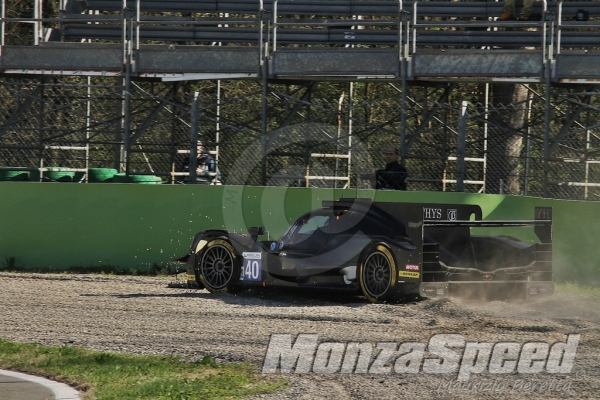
[171,198,553,302]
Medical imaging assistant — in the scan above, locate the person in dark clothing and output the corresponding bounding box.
[180,141,218,184]
[376,147,407,190]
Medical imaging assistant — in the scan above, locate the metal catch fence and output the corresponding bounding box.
[2,77,600,200]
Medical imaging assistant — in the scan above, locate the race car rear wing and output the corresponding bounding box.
[351,199,552,299]
[325,199,552,245]
[422,206,552,243]
[413,205,552,299]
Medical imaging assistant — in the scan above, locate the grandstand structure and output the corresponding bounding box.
[1,0,600,199]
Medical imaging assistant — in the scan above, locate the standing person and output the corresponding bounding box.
[499,0,534,21]
[180,141,218,184]
[376,147,407,190]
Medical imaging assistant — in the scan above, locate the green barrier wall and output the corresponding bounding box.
[0,182,598,283]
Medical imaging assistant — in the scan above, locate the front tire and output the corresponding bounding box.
[198,239,239,293]
[358,244,397,303]
[188,254,205,289]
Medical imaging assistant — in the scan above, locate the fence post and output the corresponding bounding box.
[121,2,133,178]
[399,0,408,162]
[542,10,553,198]
[189,92,201,183]
[1,0,5,47]
[258,1,271,186]
[456,101,467,192]
[524,92,533,196]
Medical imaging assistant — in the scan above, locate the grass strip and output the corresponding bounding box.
[555,282,600,299]
[0,339,286,399]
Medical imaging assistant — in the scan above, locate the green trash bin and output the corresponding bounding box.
[0,169,29,181]
[88,168,118,183]
[30,167,75,182]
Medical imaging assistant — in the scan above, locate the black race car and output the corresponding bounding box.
[171,198,553,302]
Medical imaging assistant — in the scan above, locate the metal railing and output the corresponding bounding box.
[2,1,599,63]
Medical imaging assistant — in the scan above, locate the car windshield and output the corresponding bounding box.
[298,215,330,234]
[279,212,331,243]
[275,204,413,253]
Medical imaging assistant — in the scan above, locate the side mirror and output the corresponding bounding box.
[249,226,265,237]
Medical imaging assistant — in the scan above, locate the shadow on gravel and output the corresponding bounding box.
[163,286,425,308]
[233,287,367,306]
[79,284,425,307]
[88,287,369,305]
[79,292,203,298]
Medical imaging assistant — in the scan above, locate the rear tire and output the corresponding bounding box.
[358,244,397,303]
[198,239,240,293]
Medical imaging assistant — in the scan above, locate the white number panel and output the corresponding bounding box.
[240,252,262,282]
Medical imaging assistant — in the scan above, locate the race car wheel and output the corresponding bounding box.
[198,239,239,293]
[358,244,397,303]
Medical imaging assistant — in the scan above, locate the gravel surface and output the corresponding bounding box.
[0,272,598,399]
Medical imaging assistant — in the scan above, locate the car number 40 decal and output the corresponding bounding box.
[241,252,262,281]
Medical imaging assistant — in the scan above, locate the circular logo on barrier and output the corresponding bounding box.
[221,122,376,236]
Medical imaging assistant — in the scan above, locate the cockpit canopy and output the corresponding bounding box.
[278,204,411,251]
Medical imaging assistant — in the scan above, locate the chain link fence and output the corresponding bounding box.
[1,76,600,200]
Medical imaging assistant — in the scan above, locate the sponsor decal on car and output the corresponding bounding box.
[399,271,420,279]
[424,208,442,219]
[447,209,458,221]
[241,252,262,281]
[405,264,420,271]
